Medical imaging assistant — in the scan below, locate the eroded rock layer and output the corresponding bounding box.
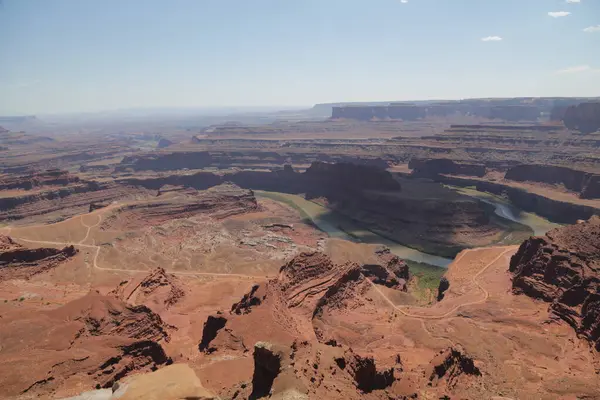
[0,292,172,397]
[0,235,77,281]
[510,216,600,350]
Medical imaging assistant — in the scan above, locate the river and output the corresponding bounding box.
[255,189,560,269]
[450,186,560,236]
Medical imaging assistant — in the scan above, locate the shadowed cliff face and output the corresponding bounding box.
[505,164,600,200]
[563,102,600,134]
[331,102,542,121]
[510,216,600,351]
[304,161,401,193]
[409,158,486,178]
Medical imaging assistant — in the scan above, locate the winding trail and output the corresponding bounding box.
[79,214,102,244]
[367,247,514,320]
[363,247,514,350]
[11,209,268,281]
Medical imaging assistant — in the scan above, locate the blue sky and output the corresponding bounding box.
[0,0,599,115]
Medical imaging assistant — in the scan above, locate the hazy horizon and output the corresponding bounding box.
[1,0,599,115]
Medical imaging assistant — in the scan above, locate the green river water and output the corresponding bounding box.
[255,189,560,268]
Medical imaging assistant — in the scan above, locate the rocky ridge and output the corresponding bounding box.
[0,292,172,397]
[505,164,600,200]
[509,216,600,350]
[111,267,185,310]
[0,234,77,281]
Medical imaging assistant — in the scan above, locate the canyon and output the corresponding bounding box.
[0,97,599,399]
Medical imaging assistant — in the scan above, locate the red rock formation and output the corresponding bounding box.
[505,164,600,200]
[230,283,267,315]
[243,340,400,400]
[111,267,185,309]
[0,169,79,191]
[202,252,409,354]
[199,315,228,353]
[113,183,258,228]
[0,235,77,281]
[426,348,481,389]
[340,348,396,393]
[510,217,600,350]
[0,292,172,397]
[0,179,146,223]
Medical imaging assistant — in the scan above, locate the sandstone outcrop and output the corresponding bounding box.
[437,277,450,301]
[0,169,79,191]
[241,340,400,400]
[0,235,77,281]
[105,183,259,230]
[340,349,396,393]
[199,315,228,353]
[0,179,147,223]
[231,283,267,315]
[111,267,185,310]
[200,252,409,363]
[509,217,600,350]
[505,164,600,199]
[0,292,172,397]
[426,348,481,389]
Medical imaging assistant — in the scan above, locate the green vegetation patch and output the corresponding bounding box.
[405,260,445,304]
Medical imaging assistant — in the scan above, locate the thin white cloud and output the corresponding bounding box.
[584,25,600,33]
[556,65,592,74]
[548,11,571,17]
[566,0,580,3]
[400,0,408,3]
[481,36,503,42]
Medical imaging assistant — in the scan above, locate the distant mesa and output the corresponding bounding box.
[563,102,600,134]
[0,116,37,124]
[329,97,600,123]
[331,100,545,121]
[332,103,425,121]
